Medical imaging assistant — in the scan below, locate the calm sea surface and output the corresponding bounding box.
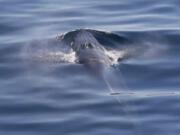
[0,0,180,135]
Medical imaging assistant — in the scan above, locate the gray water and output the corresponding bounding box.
[1,0,180,135]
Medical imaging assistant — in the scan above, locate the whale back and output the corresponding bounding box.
[71,30,101,51]
[71,30,111,65]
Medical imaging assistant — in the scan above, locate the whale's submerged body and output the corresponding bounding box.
[56,29,133,94]
[24,29,166,94]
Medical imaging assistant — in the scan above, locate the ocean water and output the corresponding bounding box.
[0,0,180,135]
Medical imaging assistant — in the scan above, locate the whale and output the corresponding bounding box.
[57,29,115,79]
[25,29,157,96]
[72,30,112,78]
[55,29,130,95]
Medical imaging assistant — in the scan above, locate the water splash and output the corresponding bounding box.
[35,51,76,63]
